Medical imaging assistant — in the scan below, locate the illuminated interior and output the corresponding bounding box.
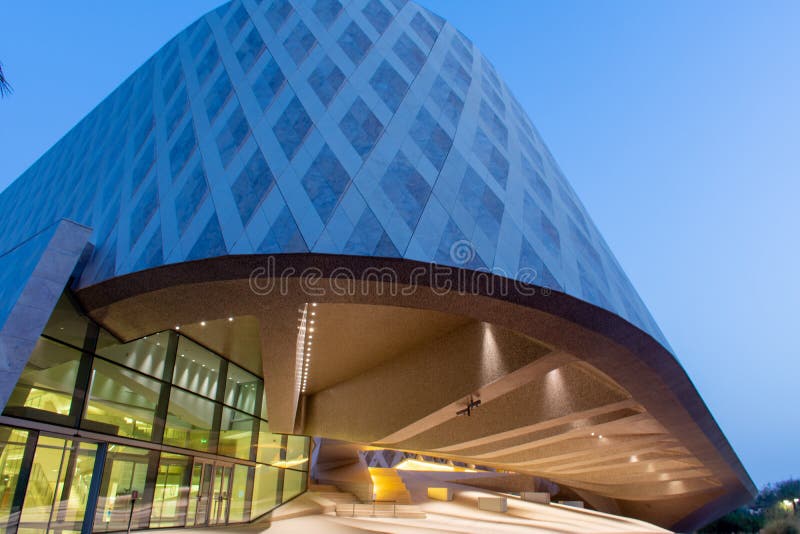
[0,294,310,532]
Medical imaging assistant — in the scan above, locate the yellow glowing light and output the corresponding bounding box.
[394,458,478,473]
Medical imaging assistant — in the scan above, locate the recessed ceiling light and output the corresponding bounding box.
[175,326,180,330]
[200,321,206,326]
[312,303,317,307]
[228,317,234,322]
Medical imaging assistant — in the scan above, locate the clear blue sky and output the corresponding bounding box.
[1,1,798,488]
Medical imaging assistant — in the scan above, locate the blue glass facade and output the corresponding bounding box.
[0,0,668,350]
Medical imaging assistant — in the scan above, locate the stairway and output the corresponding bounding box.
[369,468,412,504]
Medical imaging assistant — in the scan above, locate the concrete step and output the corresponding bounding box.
[335,503,426,519]
[369,467,412,504]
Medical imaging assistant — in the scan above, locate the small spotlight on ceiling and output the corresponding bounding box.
[228,317,234,322]
[175,326,180,330]
[311,303,318,307]
[200,321,206,327]
[598,435,604,439]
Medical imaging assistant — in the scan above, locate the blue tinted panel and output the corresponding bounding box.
[410,106,452,171]
[472,128,508,187]
[187,214,227,260]
[338,21,372,65]
[410,11,437,49]
[479,100,508,148]
[308,55,345,107]
[265,0,293,31]
[380,151,430,229]
[393,33,425,75]
[206,72,233,124]
[442,52,471,94]
[459,166,502,242]
[225,5,248,40]
[196,43,220,86]
[216,105,251,168]
[313,0,342,28]
[339,97,383,158]
[344,207,399,257]
[232,150,275,226]
[131,141,155,194]
[273,96,313,160]
[302,144,350,224]
[370,60,408,112]
[429,76,463,125]
[175,163,208,235]
[284,20,317,65]
[237,28,266,73]
[130,181,159,246]
[252,58,285,111]
[170,120,197,178]
[258,205,308,252]
[363,0,392,34]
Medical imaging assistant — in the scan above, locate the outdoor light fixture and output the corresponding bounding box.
[456,397,482,417]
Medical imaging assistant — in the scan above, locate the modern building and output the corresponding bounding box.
[0,0,754,532]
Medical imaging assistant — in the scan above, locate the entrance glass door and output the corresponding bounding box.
[17,435,97,533]
[209,463,233,526]
[186,459,233,527]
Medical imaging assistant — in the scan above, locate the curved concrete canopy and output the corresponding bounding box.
[76,253,755,530]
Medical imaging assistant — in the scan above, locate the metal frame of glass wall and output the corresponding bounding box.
[0,293,309,533]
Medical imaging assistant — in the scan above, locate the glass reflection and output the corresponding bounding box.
[83,360,160,441]
[95,331,169,380]
[218,408,254,460]
[164,388,216,453]
[19,436,96,532]
[0,426,29,525]
[173,337,222,400]
[4,338,81,421]
[150,452,192,528]
[224,364,261,415]
[94,445,150,531]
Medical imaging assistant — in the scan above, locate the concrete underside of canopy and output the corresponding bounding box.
[74,253,755,531]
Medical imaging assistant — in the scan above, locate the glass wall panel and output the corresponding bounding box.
[163,388,216,453]
[285,435,310,471]
[0,426,29,525]
[218,408,254,460]
[94,445,150,532]
[251,464,280,518]
[255,426,283,465]
[19,436,97,532]
[150,452,192,528]
[224,364,261,415]
[3,338,81,420]
[82,360,161,440]
[228,464,250,523]
[42,294,88,349]
[173,337,221,400]
[95,330,169,380]
[282,469,306,504]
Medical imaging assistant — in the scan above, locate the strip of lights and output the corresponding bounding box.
[297,302,317,393]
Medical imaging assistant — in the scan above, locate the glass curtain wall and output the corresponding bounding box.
[0,294,310,533]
